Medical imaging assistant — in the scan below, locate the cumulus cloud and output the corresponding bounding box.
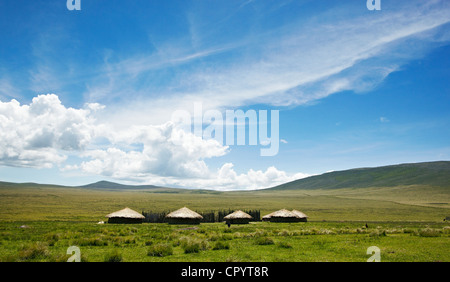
[73,132,308,190]
[152,163,310,191]
[0,94,99,168]
[1,94,307,190]
[213,163,309,191]
[77,122,229,179]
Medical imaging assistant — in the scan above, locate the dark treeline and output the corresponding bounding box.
[142,209,261,223]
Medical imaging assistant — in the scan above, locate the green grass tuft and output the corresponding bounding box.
[147,243,173,257]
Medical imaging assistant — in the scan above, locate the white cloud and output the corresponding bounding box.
[0,94,307,190]
[83,0,450,128]
[0,78,22,100]
[380,117,390,123]
[70,126,307,190]
[136,163,310,191]
[77,122,229,179]
[0,94,99,168]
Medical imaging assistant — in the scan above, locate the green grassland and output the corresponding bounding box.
[0,183,449,262]
[0,221,449,262]
[1,161,449,262]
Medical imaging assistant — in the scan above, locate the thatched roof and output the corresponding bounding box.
[291,210,308,218]
[265,209,299,218]
[106,207,145,219]
[262,211,276,220]
[166,207,203,219]
[224,210,253,220]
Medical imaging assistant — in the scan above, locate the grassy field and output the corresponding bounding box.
[0,221,449,262]
[0,185,449,222]
[0,184,449,262]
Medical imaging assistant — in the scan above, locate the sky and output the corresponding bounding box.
[0,0,449,190]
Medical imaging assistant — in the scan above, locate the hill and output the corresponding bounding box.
[268,161,450,190]
[79,180,163,190]
[0,161,449,222]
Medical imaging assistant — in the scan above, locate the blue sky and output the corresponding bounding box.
[0,0,449,190]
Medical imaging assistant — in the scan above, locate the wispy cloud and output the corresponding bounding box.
[81,0,450,127]
[380,117,390,123]
[0,77,22,100]
[1,1,449,189]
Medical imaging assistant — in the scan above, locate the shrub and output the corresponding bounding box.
[255,237,274,245]
[19,242,49,261]
[181,238,210,254]
[147,243,173,257]
[418,228,441,237]
[226,256,241,262]
[78,237,108,246]
[197,229,207,234]
[221,234,233,241]
[45,233,60,246]
[442,226,450,234]
[369,230,387,237]
[212,241,230,250]
[277,241,292,249]
[402,228,415,234]
[122,236,136,244]
[104,250,122,262]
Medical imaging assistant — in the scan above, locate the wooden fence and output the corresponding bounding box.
[142,209,261,223]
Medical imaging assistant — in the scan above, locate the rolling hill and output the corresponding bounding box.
[268,161,450,190]
[0,161,449,222]
[79,180,163,190]
[1,161,449,192]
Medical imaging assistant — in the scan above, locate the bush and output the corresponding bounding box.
[277,241,292,249]
[255,237,274,245]
[104,250,122,262]
[122,236,136,244]
[19,242,49,261]
[369,230,387,237]
[418,228,441,237]
[402,228,415,234]
[74,237,108,246]
[45,233,60,246]
[181,238,210,254]
[442,226,450,234]
[147,243,173,257]
[212,241,230,250]
[225,256,241,262]
[278,229,292,236]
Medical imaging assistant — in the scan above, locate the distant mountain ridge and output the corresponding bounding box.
[268,161,450,190]
[79,181,163,190]
[1,161,449,191]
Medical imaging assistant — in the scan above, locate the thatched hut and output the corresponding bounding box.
[291,209,308,222]
[165,207,203,225]
[106,207,145,224]
[223,210,253,225]
[265,209,301,223]
[262,211,276,222]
